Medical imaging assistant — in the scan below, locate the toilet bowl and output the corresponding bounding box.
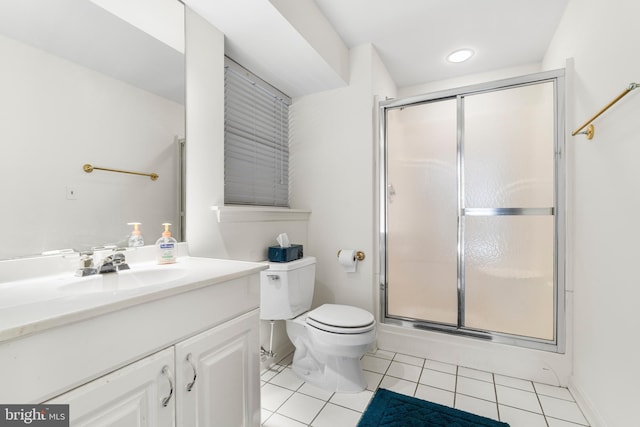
[286,304,376,392]
[260,257,377,393]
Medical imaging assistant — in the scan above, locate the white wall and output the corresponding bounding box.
[184,9,310,366]
[0,34,184,259]
[543,0,640,425]
[289,44,396,315]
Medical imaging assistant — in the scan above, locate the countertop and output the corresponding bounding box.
[0,256,267,342]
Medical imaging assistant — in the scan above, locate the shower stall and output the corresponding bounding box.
[379,70,565,351]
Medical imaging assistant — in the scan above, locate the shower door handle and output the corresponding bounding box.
[388,183,396,203]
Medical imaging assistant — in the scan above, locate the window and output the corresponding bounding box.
[224,58,291,207]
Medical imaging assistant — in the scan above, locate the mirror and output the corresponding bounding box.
[0,0,185,260]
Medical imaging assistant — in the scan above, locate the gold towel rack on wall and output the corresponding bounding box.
[572,82,639,140]
[83,163,159,181]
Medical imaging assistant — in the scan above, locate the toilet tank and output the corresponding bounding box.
[260,256,316,320]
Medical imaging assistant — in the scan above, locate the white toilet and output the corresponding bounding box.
[260,256,376,393]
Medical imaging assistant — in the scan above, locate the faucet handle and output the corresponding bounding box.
[79,251,94,268]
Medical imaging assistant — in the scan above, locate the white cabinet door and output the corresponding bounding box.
[175,309,260,427]
[46,348,176,427]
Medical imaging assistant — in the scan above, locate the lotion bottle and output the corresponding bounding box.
[156,223,177,264]
[127,222,144,247]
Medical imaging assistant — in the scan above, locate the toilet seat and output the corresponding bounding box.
[306,304,375,334]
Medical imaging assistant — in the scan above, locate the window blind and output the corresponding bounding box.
[224,59,291,207]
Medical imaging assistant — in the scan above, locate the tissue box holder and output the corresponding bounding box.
[268,244,303,262]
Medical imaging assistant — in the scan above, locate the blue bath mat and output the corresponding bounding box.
[358,388,510,427]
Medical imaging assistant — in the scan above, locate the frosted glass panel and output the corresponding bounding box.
[386,100,457,325]
[464,83,554,208]
[464,216,554,340]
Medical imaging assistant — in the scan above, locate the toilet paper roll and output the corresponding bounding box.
[338,249,358,273]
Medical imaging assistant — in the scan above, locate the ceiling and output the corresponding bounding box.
[187,0,569,97]
[314,0,570,88]
[3,0,570,101]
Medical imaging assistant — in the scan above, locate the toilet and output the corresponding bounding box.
[260,256,376,393]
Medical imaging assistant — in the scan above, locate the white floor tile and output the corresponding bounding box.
[277,353,294,367]
[261,408,273,424]
[393,353,425,367]
[261,347,593,427]
[539,395,589,425]
[456,376,496,402]
[329,389,373,412]
[378,376,417,396]
[494,374,535,392]
[424,359,458,374]
[277,393,326,425]
[298,382,334,401]
[499,405,547,427]
[386,361,422,382]
[366,349,395,360]
[496,385,542,414]
[454,394,499,421]
[535,383,574,401]
[261,383,295,412]
[311,403,361,427]
[414,384,455,407]
[546,416,590,427]
[261,368,280,382]
[458,366,493,382]
[270,368,305,391]
[363,370,383,391]
[419,368,457,391]
[262,413,308,427]
[361,355,392,374]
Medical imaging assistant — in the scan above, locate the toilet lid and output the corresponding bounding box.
[306,304,375,334]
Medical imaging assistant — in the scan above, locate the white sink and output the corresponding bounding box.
[0,265,188,309]
[59,267,188,294]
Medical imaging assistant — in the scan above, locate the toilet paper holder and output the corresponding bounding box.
[337,250,365,261]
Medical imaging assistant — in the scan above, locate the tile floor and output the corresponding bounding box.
[260,348,590,427]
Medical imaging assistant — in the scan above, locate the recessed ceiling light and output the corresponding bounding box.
[447,49,474,63]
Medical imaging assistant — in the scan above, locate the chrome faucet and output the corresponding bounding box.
[75,248,130,276]
[97,249,130,274]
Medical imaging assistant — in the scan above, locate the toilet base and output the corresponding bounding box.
[292,349,367,393]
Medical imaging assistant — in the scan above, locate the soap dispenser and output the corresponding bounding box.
[127,222,144,247]
[156,223,177,264]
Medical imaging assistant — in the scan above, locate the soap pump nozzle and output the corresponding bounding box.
[161,223,172,238]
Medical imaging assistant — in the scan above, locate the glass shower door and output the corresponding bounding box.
[386,99,458,325]
[462,82,556,340]
[382,71,564,349]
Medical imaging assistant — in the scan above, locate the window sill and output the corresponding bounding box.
[210,206,311,223]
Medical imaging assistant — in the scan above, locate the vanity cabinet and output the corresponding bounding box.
[0,257,266,426]
[176,310,260,427]
[47,310,260,427]
[46,348,176,427]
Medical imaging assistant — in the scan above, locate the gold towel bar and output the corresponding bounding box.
[572,82,639,140]
[83,164,158,181]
